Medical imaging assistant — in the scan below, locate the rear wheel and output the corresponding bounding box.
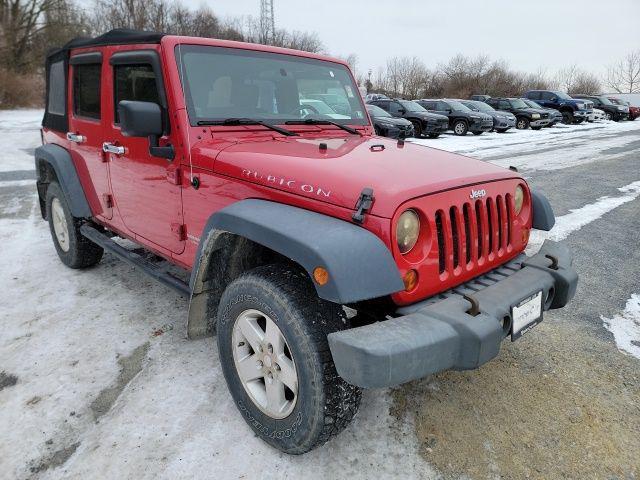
[216,264,361,454]
[453,120,468,136]
[605,112,613,121]
[45,182,103,269]
[516,117,529,130]
[427,133,440,139]
[472,131,483,136]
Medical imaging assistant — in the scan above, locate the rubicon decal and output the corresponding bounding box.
[242,169,331,198]
[470,188,487,199]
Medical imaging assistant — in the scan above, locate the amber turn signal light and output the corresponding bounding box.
[403,269,418,291]
[313,267,330,286]
[521,228,530,244]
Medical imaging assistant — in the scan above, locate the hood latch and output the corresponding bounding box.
[352,187,374,224]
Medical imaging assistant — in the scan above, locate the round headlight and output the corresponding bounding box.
[514,185,524,215]
[397,210,420,254]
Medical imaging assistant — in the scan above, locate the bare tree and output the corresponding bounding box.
[605,50,640,93]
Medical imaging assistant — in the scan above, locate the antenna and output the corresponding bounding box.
[259,0,275,44]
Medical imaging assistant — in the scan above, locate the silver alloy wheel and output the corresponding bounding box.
[606,112,612,121]
[51,197,70,252]
[517,119,526,129]
[454,122,466,135]
[232,309,298,419]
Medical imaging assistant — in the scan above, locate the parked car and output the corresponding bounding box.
[608,97,638,120]
[485,97,551,130]
[37,28,578,455]
[571,94,628,121]
[459,99,516,132]
[367,98,449,138]
[417,99,493,135]
[366,104,414,139]
[469,94,491,102]
[524,90,593,124]
[365,93,389,102]
[520,99,563,127]
[300,98,349,120]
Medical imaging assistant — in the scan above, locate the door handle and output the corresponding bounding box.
[66,132,85,143]
[102,142,125,156]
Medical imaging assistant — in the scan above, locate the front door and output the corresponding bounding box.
[67,54,112,219]
[104,49,184,254]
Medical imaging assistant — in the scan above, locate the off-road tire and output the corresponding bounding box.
[453,120,468,136]
[216,264,362,454]
[561,110,574,124]
[45,182,103,269]
[410,120,422,138]
[516,117,530,130]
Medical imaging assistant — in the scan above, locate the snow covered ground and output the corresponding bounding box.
[1,111,639,479]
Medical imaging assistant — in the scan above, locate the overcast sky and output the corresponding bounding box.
[207,0,640,77]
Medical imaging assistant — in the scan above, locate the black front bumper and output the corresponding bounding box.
[328,241,578,388]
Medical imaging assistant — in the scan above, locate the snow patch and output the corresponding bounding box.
[601,294,640,360]
[526,181,640,255]
[0,109,43,172]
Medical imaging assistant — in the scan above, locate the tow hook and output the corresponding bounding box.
[352,187,374,224]
[545,254,559,270]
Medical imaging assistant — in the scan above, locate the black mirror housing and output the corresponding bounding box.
[118,100,163,137]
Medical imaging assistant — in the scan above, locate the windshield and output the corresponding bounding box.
[399,100,426,112]
[553,91,572,100]
[596,96,613,105]
[523,99,542,109]
[608,97,623,105]
[176,45,367,125]
[446,100,472,112]
[510,99,529,109]
[366,104,392,117]
[464,101,494,112]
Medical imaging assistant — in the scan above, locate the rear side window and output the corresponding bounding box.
[388,102,403,114]
[73,64,101,119]
[499,100,511,110]
[114,64,160,123]
[541,92,555,101]
[527,91,540,100]
[436,101,450,111]
[48,61,66,115]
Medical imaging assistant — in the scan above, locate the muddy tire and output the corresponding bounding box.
[216,264,361,454]
[45,182,103,269]
[516,117,530,130]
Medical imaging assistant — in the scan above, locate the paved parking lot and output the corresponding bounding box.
[1,110,639,479]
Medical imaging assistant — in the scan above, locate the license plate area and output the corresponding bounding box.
[511,291,543,341]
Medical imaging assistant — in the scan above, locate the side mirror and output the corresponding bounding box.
[550,97,557,102]
[118,100,174,160]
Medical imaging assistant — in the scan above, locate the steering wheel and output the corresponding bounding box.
[290,104,319,116]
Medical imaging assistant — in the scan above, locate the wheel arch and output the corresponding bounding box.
[186,199,404,339]
[35,144,91,219]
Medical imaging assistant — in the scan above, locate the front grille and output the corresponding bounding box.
[435,194,513,275]
[541,112,549,119]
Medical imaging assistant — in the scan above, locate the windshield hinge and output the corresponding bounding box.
[352,187,374,224]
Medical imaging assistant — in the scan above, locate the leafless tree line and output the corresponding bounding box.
[365,54,610,100]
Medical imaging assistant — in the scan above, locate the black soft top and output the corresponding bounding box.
[43,29,164,132]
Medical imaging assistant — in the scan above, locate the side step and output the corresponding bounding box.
[80,224,190,297]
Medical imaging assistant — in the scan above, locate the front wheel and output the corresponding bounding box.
[516,117,530,130]
[453,120,468,136]
[561,110,574,124]
[45,182,103,268]
[410,120,423,138]
[216,265,361,454]
[605,112,613,121]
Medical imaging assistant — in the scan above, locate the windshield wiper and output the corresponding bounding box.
[285,118,362,136]
[197,118,298,136]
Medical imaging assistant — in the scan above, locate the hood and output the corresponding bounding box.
[373,116,412,126]
[493,110,515,118]
[410,111,449,121]
[210,134,519,218]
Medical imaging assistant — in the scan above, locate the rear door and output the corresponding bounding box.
[67,51,113,219]
[104,48,185,254]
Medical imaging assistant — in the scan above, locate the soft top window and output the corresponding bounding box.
[48,61,66,116]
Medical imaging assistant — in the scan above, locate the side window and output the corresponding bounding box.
[377,101,390,111]
[114,64,160,123]
[422,101,434,110]
[73,64,101,119]
[388,102,403,114]
[541,92,555,101]
[527,91,540,100]
[499,100,511,110]
[436,101,449,111]
[48,60,66,115]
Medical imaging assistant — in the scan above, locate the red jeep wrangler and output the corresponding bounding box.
[36,29,578,454]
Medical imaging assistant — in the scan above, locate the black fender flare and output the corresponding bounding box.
[531,189,555,231]
[186,199,404,338]
[35,144,92,218]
